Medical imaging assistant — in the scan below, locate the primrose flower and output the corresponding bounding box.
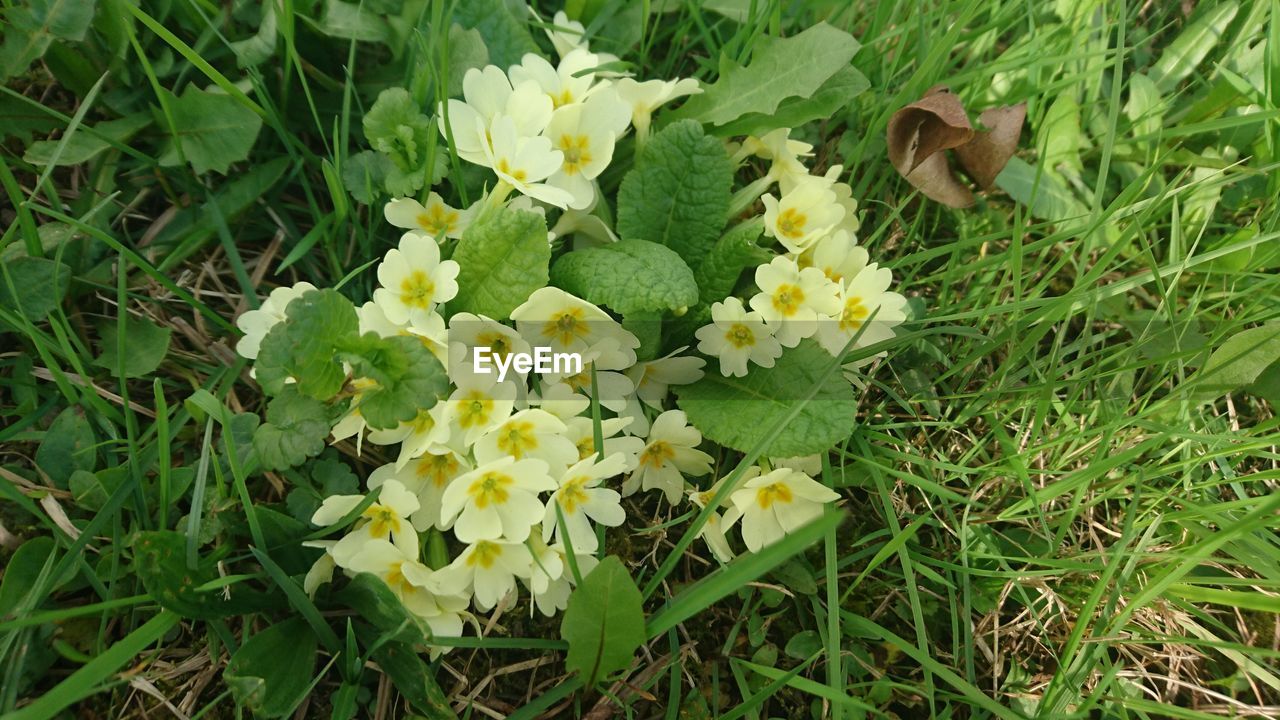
[440,456,556,543]
[302,539,337,596]
[372,233,460,325]
[554,361,635,417]
[822,165,861,234]
[730,467,839,552]
[695,297,783,377]
[345,539,468,633]
[472,409,579,476]
[531,380,591,420]
[613,77,701,142]
[544,10,587,58]
[762,176,844,254]
[366,403,454,469]
[814,263,908,357]
[357,300,449,366]
[527,538,596,616]
[509,48,604,109]
[443,65,552,163]
[312,479,420,564]
[543,88,632,208]
[448,312,532,380]
[384,193,471,240]
[235,281,316,359]
[543,452,628,552]
[511,287,640,367]
[564,416,645,471]
[801,230,867,286]
[625,349,706,411]
[741,128,814,192]
[749,256,841,348]
[440,372,518,445]
[623,409,714,503]
[368,450,471,531]
[484,115,574,208]
[438,538,535,611]
[687,476,746,564]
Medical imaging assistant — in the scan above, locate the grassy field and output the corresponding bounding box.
[3,0,1279,718]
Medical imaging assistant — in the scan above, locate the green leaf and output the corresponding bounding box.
[339,334,448,430]
[1185,323,1280,405]
[36,406,95,487]
[0,0,98,80]
[693,220,770,305]
[363,87,435,197]
[709,66,869,138]
[0,536,71,616]
[132,531,274,618]
[0,255,70,322]
[94,316,171,378]
[616,120,733,271]
[369,642,457,719]
[255,288,360,399]
[336,573,428,644]
[253,387,332,471]
[230,0,277,67]
[450,207,550,319]
[994,156,1088,225]
[159,86,263,174]
[0,94,61,143]
[447,23,489,97]
[676,340,859,458]
[341,150,393,204]
[69,468,125,511]
[317,0,392,42]
[1039,94,1086,179]
[451,0,538,70]
[668,23,860,128]
[225,617,318,718]
[550,239,698,315]
[1149,1,1239,93]
[560,556,646,687]
[23,113,151,166]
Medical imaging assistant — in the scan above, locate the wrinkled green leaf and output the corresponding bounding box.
[561,556,646,687]
[450,207,550,319]
[551,239,698,315]
[694,220,769,305]
[676,340,859,458]
[255,288,359,398]
[617,120,732,271]
[253,387,331,471]
[340,334,448,430]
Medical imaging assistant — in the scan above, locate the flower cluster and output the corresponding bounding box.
[234,7,909,652]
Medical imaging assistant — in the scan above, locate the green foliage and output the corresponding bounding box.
[1149,1,1239,93]
[253,387,332,471]
[550,239,699,316]
[668,23,861,129]
[0,256,69,323]
[369,641,458,719]
[35,406,95,487]
[362,87,436,197]
[255,289,359,399]
[450,207,551,319]
[225,618,318,718]
[338,334,448,430]
[560,556,646,688]
[23,114,151,166]
[335,573,428,645]
[451,0,538,70]
[0,0,98,79]
[132,531,273,618]
[93,316,171,378]
[1186,323,1280,405]
[616,120,733,271]
[159,86,263,174]
[693,220,770,306]
[676,341,859,458]
[711,66,870,138]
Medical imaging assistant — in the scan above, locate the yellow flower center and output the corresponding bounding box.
[497,158,527,182]
[725,323,755,349]
[639,440,675,469]
[771,283,805,316]
[385,561,416,596]
[363,505,401,538]
[553,89,575,108]
[415,203,457,236]
[467,471,513,509]
[755,482,793,509]
[478,332,512,363]
[576,437,595,460]
[839,296,869,331]
[409,409,435,434]
[399,270,436,309]
[456,390,495,429]
[558,476,590,513]
[542,308,589,346]
[466,540,502,569]
[776,208,807,239]
[416,453,459,487]
[558,134,592,175]
[497,420,538,458]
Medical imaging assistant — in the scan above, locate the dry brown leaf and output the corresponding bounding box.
[956,103,1027,189]
[886,86,1025,208]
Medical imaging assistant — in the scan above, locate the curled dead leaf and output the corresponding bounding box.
[886,86,1026,208]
